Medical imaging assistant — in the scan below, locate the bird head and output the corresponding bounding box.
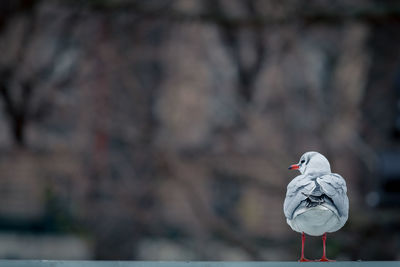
[289,151,331,175]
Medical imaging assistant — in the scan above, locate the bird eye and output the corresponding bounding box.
[301,160,305,164]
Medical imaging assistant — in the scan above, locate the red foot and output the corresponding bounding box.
[318,256,335,262]
[299,257,314,262]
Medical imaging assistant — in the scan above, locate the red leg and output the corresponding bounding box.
[299,232,312,262]
[319,233,335,262]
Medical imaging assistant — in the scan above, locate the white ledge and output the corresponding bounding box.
[0,261,398,267]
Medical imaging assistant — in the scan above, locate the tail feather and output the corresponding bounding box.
[302,193,333,208]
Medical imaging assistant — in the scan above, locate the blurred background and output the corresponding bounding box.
[0,0,399,261]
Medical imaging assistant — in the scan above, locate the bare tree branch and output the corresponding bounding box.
[57,1,400,26]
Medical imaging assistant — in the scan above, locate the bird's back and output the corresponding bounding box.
[284,172,349,236]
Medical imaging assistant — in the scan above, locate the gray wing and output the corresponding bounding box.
[316,173,349,218]
[283,175,316,220]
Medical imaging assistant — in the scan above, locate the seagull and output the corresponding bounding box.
[283,151,349,262]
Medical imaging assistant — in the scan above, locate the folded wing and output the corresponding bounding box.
[283,175,316,220]
[316,173,349,218]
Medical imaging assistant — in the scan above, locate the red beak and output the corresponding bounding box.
[289,164,300,170]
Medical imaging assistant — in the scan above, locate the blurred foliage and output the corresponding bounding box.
[0,0,399,261]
